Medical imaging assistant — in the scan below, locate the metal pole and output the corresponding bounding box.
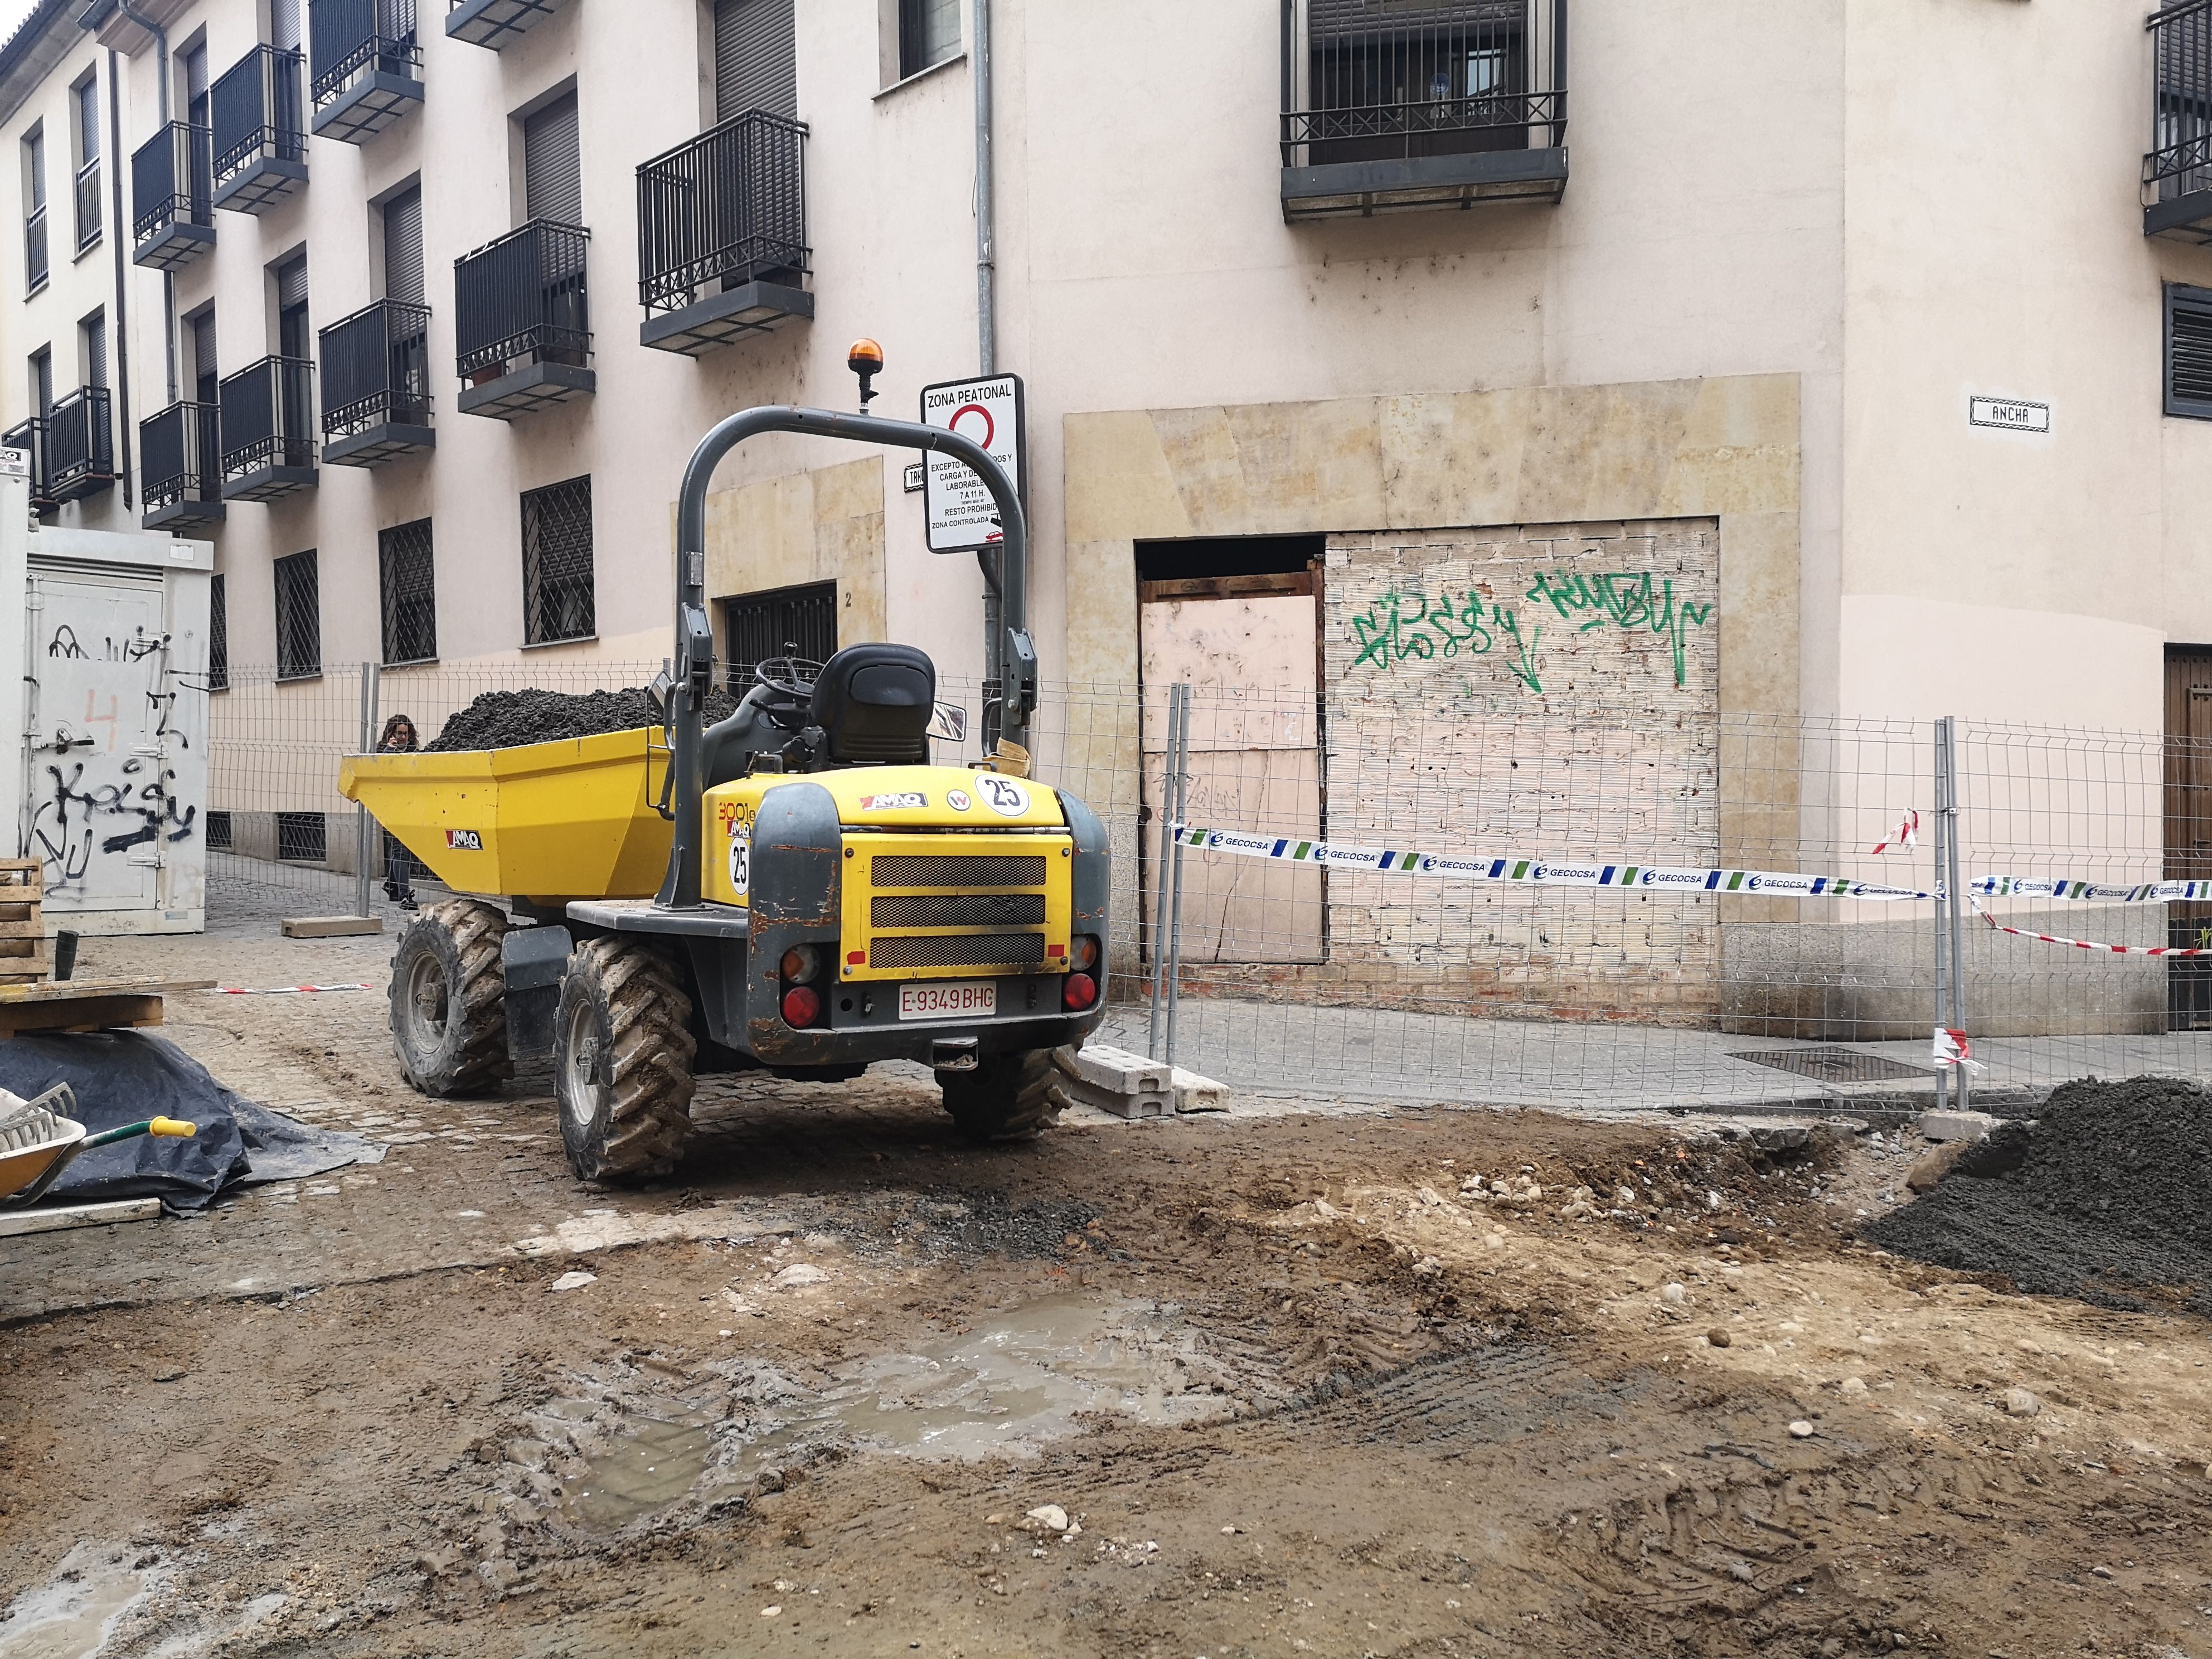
[354,662,377,919]
[1931,719,1949,1110]
[1146,685,1177,1059]
[1163,684,1192,1068]
[973,0,995,377]
[1941,715,1970,1109]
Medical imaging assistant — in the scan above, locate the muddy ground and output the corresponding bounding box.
[4,913,2212,1659]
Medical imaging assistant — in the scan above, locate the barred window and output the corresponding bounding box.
[274,548,321,680]
[2168,284,2212,421]
[276,811,325,862]
[208,571,229,691]
[379,517,436,665]
[521,475,594,645]
[205,809,232,850]
[722,580,836,690]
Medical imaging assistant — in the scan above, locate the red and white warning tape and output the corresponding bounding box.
[1869,809,1919,856]
[207,983,375,995]
[1968,897,2210,957]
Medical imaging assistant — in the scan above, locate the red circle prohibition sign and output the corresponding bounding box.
[948,402,996,448]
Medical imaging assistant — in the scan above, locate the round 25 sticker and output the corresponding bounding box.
[727,826,750,892]
[977,775,1029,817]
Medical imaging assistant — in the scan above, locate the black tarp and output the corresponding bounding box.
[0,1031,382,1212]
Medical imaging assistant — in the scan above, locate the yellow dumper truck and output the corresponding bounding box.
[341,405,1109,1182]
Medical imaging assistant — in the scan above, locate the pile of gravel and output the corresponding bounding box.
[424,686,738,753]
[1863,1075,2212,1313]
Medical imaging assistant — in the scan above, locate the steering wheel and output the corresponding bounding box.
[754,654,822,705]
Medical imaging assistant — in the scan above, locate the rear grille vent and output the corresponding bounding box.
[872,892,1046,929]
[871,854,1046,890]
[870,933,1045,971]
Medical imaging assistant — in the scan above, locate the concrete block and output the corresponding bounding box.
[1171,1068,1230,1114]
[281,916,384,939]
[1056,1044,1171,1095]
[1056,1074,1171,1120]
[1918,1109,1997,1144]
[0,1197,162,1237]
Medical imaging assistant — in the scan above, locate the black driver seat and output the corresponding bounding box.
[808,643,935,764]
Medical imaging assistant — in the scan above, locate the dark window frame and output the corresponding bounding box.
[520,475,594,646]
[273,547,322,681]
[2170,283,2212,422]
[275,810,326,862]
[720,579,837,691]
[208,570,229,691]
[378,516,437,666]
[898,0,961,80]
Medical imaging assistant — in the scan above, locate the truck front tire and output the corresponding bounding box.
[554,938,696,1183]
[938,1047,1065,1141]
[390,900,511,1097]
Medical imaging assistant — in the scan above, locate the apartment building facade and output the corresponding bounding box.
[0,0,2208,782]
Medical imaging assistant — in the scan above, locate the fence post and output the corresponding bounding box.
[1941,715,1970,1108]
[353,661,379,921]
[1146,682,1186,1061]
[1163,683,1192,1069]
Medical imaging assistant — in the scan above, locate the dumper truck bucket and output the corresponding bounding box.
[338,728,672,904]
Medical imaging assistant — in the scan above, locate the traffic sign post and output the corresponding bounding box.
[921,374,1025,554]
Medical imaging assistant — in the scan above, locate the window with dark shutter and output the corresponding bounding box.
[83,311,105,389]
[185,43,209,121]
[274,548,321,680]
[899,0,960,80]
[382,185,423,304]
[2168,284,2212,421]
[276,253,309,358]
[75,77,98,164]
[271,0,301,54]
[191,309,217,404]
[715,0,796,122]
[521,476,593,644]
[31,347,51,416]
[379,518,436,664]
[522,92,581,226]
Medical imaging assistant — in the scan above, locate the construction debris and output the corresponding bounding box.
[1055,1045,1171,1119]
[425,686,738,753]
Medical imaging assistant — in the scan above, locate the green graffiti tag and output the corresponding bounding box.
[1348,586,1545,693]
[1521,569,1715,688]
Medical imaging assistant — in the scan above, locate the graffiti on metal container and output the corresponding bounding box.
[45,624,167,663]
[1349,587,1546,693]
[1348,568,1715,696]
[26,758,198,890]
[1521,569,1715,688]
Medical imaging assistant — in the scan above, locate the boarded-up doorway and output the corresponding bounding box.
[1138,536,1325,966]
[2165,647,2212,1029]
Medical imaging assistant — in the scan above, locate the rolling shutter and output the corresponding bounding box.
[192,312,217,397]
[271,0,300,53]
[522,92,581,226]
[2169,284,2212,420]
[383,186,423,304]
[84,313,105,389]
[277,253,308,312]
[715,0,796,123]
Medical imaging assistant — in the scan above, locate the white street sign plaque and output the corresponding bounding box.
[921,374,1025,554]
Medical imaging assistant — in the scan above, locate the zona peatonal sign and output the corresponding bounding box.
[920,373,1026,554]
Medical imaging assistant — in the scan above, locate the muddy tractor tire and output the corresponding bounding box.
[554,937,697,1183]
[389,900,512,1097]
[938,1047,1065,1142]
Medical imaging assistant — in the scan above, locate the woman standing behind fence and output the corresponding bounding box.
[376,715,421,910]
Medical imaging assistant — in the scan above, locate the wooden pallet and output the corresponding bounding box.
[0,976,215,1038]
[0,861,45,986]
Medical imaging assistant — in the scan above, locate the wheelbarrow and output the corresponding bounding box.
[0,1084,196,1209]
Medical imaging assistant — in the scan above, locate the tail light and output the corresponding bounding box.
[1063,973,1097,1012]
[1070,935,1100,971]
[780,944,822,984]
[781,985,822,1027]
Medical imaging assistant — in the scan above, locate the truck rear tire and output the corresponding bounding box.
[938,1047,1065,1142]
[390,900,511,1097]
[554,938,696,1183]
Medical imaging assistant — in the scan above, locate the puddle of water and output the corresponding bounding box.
[561,1412,719,1530]
[745,1291,1223,1464]
[0,1551,148,1659]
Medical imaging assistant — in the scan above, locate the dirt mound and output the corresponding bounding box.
[425,687,738,753]
[1863,1075,2212,1312]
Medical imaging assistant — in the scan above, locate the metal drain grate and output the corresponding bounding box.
[1726,1047,1934,1084]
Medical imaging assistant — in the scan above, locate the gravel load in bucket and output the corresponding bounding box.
[1863,1075,2212,1313]
[424,686,738,753]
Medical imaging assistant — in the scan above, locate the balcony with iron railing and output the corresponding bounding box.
[2148,0,2212,239]
[447,0,570,50]
[3,418,56,515]
[320,298,433,464]
[211,43,308,213]
[219,355,317,500]
[637,109,812,356]
[1279,0,1568,220]
[24,202,47,292]
[74,156,101,253]
[454,219,594,418]
[140,400,225,530]
[132,122,216,271]
[46,386,115,502]
[311,0,424,144]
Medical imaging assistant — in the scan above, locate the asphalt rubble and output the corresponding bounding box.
[426,687,740,753]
